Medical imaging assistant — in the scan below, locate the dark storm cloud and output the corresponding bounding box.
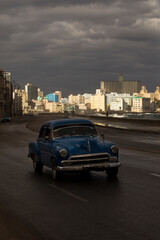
[0,0,160,95]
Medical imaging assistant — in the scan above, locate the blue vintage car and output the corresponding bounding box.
[28,118,120,179]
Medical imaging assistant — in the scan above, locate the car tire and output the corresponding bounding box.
[51,167,63,180]
[33,155,43,173]
[106,167,118,178]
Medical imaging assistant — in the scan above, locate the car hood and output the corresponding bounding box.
[53,136,114,156]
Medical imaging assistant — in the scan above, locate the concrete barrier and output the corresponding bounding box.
[73,114,160,126]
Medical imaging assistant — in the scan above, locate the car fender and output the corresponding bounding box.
[28,141,40,158]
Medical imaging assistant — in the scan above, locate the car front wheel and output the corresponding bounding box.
[51,167,63,180]
[106,167,118,177]
[51,159,63,180]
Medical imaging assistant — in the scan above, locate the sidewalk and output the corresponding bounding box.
[91,119,160,134]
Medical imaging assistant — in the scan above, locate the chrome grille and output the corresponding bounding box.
[61,153,110,166]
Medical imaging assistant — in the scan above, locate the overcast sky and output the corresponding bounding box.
[0,0,160,96]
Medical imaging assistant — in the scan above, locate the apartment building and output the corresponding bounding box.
[68,94,85,104]
[45,101,65,113]
[91,91,106,112]
[13,89,27,116]
[110,98,125,111]
[131,97,151,112]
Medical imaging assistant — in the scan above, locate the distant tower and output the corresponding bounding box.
[140,85,148,94]
[155,86,160,94]
[118,73,124,82]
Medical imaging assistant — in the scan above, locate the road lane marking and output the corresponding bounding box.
[150,173,160,178]
[49,184,89,203]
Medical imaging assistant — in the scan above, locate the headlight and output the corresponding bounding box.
[110,145,119,154]
[59,149,68,158]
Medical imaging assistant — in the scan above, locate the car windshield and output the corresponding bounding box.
[53,124,97,138]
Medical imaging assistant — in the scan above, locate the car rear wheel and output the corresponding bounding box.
[32,155,43,173]
[106,167,118,177]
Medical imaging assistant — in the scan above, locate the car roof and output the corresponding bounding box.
[43,118,94,128]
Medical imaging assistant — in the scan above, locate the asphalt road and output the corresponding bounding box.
[0,117,160,240]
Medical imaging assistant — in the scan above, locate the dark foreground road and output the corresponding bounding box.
[0,116,160,240]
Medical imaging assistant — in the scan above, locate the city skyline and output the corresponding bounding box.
[23,79,159,98]
[0,1,160,96]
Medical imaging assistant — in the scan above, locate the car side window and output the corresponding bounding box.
[39,126,46,139]
[45,127,51,139]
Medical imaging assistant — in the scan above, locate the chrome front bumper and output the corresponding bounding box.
[56,161,121,172]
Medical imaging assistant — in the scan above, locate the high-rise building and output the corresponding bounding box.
[38,88,43,99]
[25,83,38,101]
[0,69,13,118]
[54,91,62,101]
[48,93,59,102]
[101,74,140,94]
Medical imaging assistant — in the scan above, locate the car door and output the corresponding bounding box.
[42,127,53,167]
[37,125,52,167]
